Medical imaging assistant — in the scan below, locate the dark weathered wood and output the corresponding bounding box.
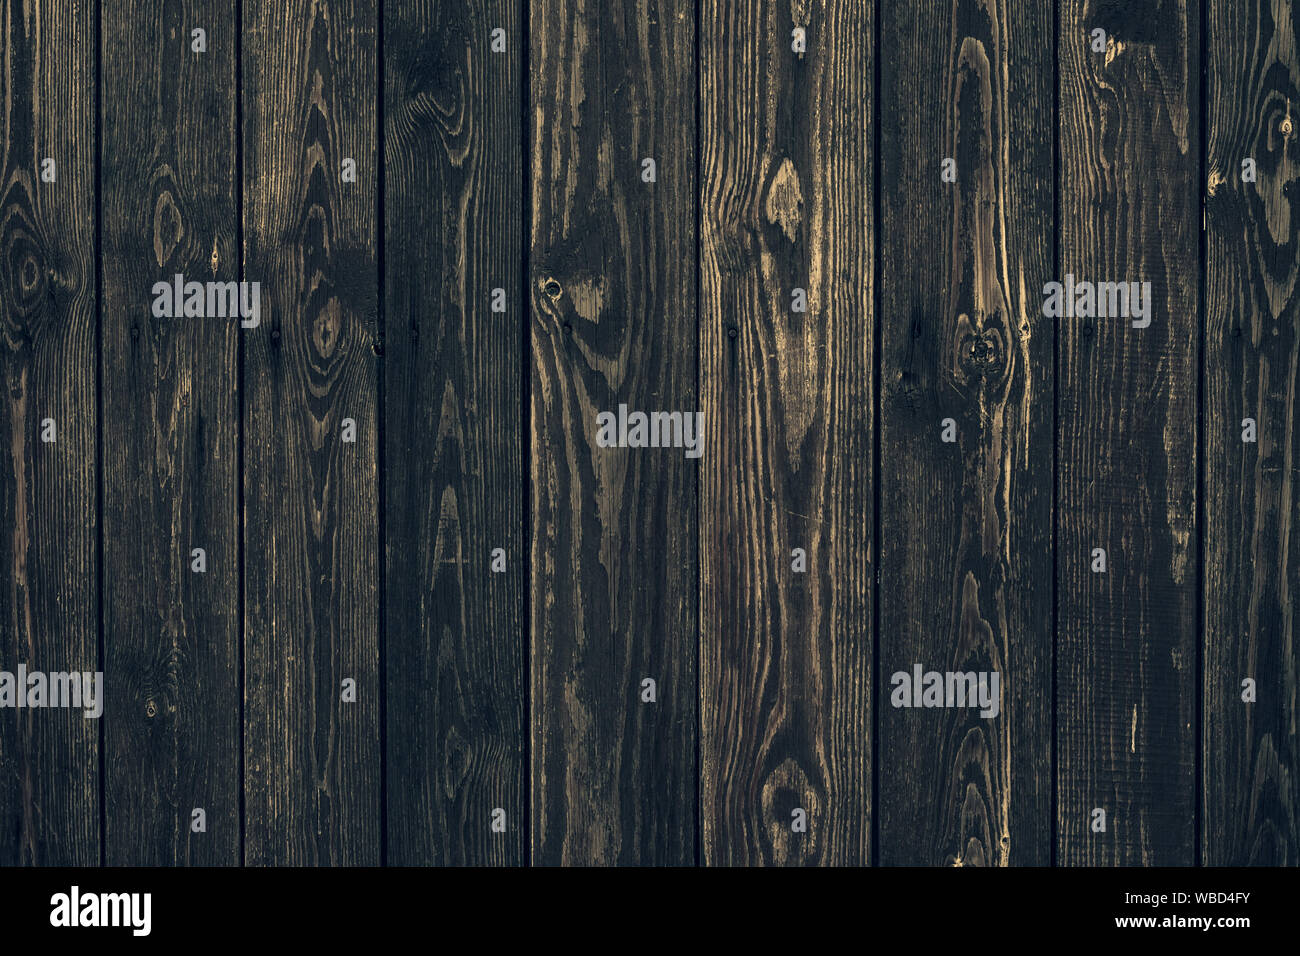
[530,0,697,865]
[242,0,380,865]
[4,0,1300,872]
[0,0,99,866]
[699,0,872,866]
[1204,0,1300,866]
[384,0,526,865]
[100,0,240,866]
[877,0,1054,867]
[1056,0,1199,865]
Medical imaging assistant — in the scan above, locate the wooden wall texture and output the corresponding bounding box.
[0,0,1296,866]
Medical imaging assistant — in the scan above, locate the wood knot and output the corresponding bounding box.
[958,322,1005,377]
[11,247,47,310]
[19,256,38,289]
[764,157,804,242]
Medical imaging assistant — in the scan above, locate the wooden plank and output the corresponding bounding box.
[699,0,873,866]
[242,0,381,865]
[383,0,526,865]
[1056,0,1199,865]
[0,0,99,866]
[530,0,697,865]
[1204,0,1300,865]
[100,0,240,865]
[877,0,1054,866]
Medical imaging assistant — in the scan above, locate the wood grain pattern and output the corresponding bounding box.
[0,0,1295,870]
[0,0,99,866]
[1204,0,1300,866]
[384,0,526,865]
[242,0,380,866]
[530,0,698,865]
[1056,0,1199,865]
[699,0,873,866]
[878,0,1054,867]
[101,0,240,865]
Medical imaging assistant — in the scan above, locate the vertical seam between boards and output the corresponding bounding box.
[693,0,702,869]
[95,0,106,868]
[870,0,883,869]
[521,0,533,868]
[1050,0,1060,869]
[235,0,246,868]
[376,0,387,868]
[1194,0,1208,866]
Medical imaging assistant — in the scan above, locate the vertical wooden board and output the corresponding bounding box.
[1204,0,1300,865]
[530,0,697,865]
[1057,0,1199,865]
[0,0,99,865]
[877,0,1054,867]
[384,0,525,865]
[242,0,380,865]
[699,1,872,866]
[100,0,240,865]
